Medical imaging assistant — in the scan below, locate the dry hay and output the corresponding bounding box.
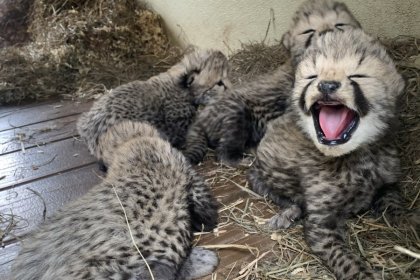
[0,0,180,104]
[229,42,290,85]
[197,36,420,279]
[0,0,32,48]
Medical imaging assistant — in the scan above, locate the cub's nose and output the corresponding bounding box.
[317,81,341,95]
[319,28,334,36]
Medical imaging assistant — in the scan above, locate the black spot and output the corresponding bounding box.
[343,264,351,274]
[323,215,338,230]
[176,236,184,244]
[165,228,174,235]
[170,243,178,253]
[361,169,371,178]
[152,200,158,208]
[322,241,333,250]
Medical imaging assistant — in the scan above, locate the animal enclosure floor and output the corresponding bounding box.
[0,99,276,279]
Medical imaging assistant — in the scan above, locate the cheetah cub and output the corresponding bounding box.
[183,0,360,166]
[282,0,361,66]
[77,49,230,169]
[249,30,418,279]
[183,63,294,165]
[12,121,219,280]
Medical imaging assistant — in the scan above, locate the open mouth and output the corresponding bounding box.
[311,101,359,145]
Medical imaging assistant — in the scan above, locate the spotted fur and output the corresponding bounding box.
[249,30,418,280]
[183,63,294,166]
[282,0,361,66]
[12,121,219,280]
[77,49,230,169]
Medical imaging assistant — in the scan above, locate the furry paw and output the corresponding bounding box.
[268,205,302,229]
[190,200,219,232]
[216,147,244,167]
[178,247,219,280]
[183,151,202,165]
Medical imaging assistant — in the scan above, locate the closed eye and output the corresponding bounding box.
[306,75,318,79]
[348,74,369,79]
[301,29,315,35]
[335,23,347,31]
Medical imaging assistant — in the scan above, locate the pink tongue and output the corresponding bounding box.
[319,106,353,140]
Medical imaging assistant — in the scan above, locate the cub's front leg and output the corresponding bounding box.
[248,159,304,229]
[304,210,380,280]
[186,170,219,232]
[303,178,380,280]
[164,101,196,148]
[216,107,251,166]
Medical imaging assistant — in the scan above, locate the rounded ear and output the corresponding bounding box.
[281,31,292,50]
[396,74,406,96]
[223,78,232,90]
[187,73,196,87]
[182,71,199,88]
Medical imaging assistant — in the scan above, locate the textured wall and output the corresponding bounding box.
[143,0,420,53]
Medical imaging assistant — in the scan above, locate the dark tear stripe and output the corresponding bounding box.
[350,80,370,116]
[305,33,314,48]
[358,49,367,66]
[299,80,314,115]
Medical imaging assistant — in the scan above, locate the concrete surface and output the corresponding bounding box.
[143,0,420,54]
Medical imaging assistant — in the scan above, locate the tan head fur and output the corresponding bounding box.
[293,29,405,157]
[97,120,163,166]
[282,0,361,65]
[169,49,231,105]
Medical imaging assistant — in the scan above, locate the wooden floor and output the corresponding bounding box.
[0,99,275,279]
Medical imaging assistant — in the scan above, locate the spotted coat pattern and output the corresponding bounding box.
[12,121,219,280]
[183,64,294,166]
[249,30,417,280]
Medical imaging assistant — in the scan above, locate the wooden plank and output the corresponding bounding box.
[0,137,96,190]
[0,100,92,132]
[196,224,248,245]
[0,164,102,242]
[200,233,275,279]
[0,99,54,116]
[0,243,20,280]
[0,114,80,154]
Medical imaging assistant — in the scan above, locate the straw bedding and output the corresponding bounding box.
[0,1,418,278]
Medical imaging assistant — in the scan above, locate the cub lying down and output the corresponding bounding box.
[13,121,220,280]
